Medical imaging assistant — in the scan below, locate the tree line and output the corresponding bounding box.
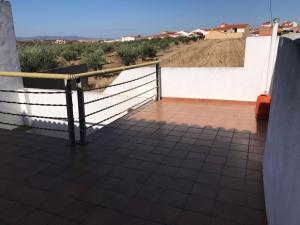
[17,36,202,72]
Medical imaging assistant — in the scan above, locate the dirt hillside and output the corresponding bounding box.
[159,39,246,67]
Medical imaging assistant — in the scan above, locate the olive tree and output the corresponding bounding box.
[159,40,171,52]
[117,45,139,66]
[83,49,106,70]
[101,44,114,54]
[19,46,58,72]
[62,50,78,62]
[139,43,157,60]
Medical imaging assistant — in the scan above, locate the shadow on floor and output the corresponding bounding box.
[0,101,268,225]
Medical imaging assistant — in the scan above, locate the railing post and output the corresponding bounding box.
[76,78,87,145]
[156,63,162,101]
[64,80,75,145]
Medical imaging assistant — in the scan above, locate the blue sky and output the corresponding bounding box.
[10,0,300,38]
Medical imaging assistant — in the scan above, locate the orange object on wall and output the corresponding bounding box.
[256,94,271,120]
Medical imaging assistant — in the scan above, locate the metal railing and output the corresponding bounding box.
[0,78,75,145]
[75,61,161,144]
[0,61,161,145]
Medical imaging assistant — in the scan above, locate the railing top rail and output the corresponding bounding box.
[0,71,67,80]
[0,61,159,80]
[73,60,159,80]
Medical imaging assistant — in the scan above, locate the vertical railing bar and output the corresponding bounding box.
[77,78,87,145]
[64,79,75,145]
[159,65,162,100]
[156,63,162,101]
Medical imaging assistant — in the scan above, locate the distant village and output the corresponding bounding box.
[53,20,299,44]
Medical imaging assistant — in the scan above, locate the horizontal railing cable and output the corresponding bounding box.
[85,79,156,105]
[0,89,66,94]
[0,110,68,120]
[87,95,155,129]
[85,71,156,92]
[85,87,157,118]
[0,121,68,132]
[73,61,158,79]
[0,99,66,107]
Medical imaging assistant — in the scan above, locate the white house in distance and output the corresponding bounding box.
[103,39,121,43]
[54,39,66,45]
[121,36,139,42]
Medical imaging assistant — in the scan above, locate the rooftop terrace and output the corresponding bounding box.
[2,1,300,224]
[0,100,267,225]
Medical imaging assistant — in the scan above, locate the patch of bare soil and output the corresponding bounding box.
[159,39,246,67]
[88,74,118,92]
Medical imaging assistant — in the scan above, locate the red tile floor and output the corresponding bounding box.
[0,100,268,225]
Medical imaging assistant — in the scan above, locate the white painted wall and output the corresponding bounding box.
[263,36,300,225]
[103,68,157,97]
[161,37,278,102]
[0,1,25,129]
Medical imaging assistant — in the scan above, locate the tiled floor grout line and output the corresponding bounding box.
[168,126,206,223]
[245,130,251,196]
[172,127,218,224]
[206,127,233,224]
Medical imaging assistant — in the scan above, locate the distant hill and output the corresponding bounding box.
[17,36,112,41]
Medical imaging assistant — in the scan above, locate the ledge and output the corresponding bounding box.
[161,97,256,105]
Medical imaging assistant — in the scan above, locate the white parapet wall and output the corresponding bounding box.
[161,36,278,102]
[0,0,25,129]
